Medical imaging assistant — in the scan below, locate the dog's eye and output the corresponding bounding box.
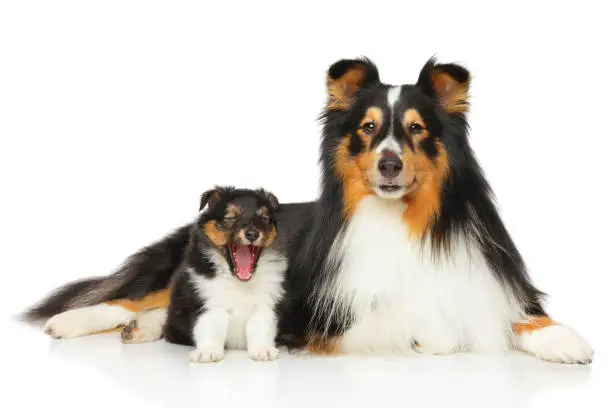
[223,217,238,225]
[362,122,376,134]
[259,215,270,222]
[409,123,424,132]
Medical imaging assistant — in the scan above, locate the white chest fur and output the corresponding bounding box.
[190,250,286,349]
[322,196,523,355]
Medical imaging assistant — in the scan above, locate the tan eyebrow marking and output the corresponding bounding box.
[356,106,384,142]
[226,204,241,218]
[402,108,429,144]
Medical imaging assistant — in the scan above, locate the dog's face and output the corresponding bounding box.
[198,187,280,281]
[325,58,470,226]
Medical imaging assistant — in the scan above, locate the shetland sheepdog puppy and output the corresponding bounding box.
[276,57,593,364]
[159,186,286,363]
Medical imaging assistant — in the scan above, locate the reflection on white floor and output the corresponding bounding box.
[4,318,608,408]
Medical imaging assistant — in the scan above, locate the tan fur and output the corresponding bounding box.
[226,204,241,218]
[430,71,469,114]
[106,289,171,312]
[334,137,375,218]
[401,140,449,238]
[402,109,429,144]
[328,66,369,111]
[256,207,269,218]
[306,335,341,355]
[264,226,278,248]
[204,220,230,246]
[357,107,383,142]
[513,316,555,335]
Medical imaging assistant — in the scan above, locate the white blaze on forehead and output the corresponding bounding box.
[387,86,401,108]
[376,86,402,154]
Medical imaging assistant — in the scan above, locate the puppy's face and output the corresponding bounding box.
[198,187,280,282]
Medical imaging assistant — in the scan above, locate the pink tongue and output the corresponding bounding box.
[234,245,253,280]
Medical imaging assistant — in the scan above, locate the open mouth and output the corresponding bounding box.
[226,244,262,282]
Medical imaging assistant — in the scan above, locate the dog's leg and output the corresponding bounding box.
[246,306,279,361]
[44,289,170,339]
[121,307,167,344]
[190,308,230,363]
[44,303,135,339]
[513,316,593,364]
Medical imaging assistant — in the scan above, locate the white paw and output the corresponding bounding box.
[248,345,280,361]
[121,320,163,344]
[519,325,593,364]
[413,339,457,356]
[44,310,90,339]
[190,347,225,363]
[413,329,458,355]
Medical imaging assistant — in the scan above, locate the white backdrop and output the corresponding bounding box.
[1,1,610,407]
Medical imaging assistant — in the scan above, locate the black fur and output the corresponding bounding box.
[163,262,206,346]
[22,277,105,321]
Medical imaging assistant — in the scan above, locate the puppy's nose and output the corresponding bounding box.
[245,229,260,243]
[378,151,403,178]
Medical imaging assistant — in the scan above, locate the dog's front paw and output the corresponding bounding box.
[519,325,593,364]
[248,345,279,361]
[121,319,163,344]
[413,338,457,356]
[190,347,225,363]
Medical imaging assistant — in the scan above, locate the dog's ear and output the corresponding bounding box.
[326,57,380,111]
[199,186,236,212]
[417,57,470,114]
[256,188,280,212]
[199,189,220,212]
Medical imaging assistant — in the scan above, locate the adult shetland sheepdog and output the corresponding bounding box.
[276,57,593,364]
[24,57,592,364]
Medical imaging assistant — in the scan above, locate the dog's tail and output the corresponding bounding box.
[22,223,193,322]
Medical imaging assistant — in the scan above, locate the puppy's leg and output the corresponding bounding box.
[190,308,230,363]
[513,316,593,364]
[246,307,279,361]
[121,307,168,344]
[44,303,134,339]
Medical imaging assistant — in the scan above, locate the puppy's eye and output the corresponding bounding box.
[409,123,424,132]
[362,122,376,134]
[223,217,238,225]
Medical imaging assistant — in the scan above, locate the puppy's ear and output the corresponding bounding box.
[199,186,236,212]
[326,57,380,111]
[256,188,280,212]
[199,189,219,212]
[417,57,470,114]
[199,186,223,212]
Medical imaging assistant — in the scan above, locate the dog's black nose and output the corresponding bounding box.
[378,153,403,178]
[245,229,260,243]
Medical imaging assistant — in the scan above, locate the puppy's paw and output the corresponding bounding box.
[519,325,593,364]
[248,345,280,361]
[190,347,225,363]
